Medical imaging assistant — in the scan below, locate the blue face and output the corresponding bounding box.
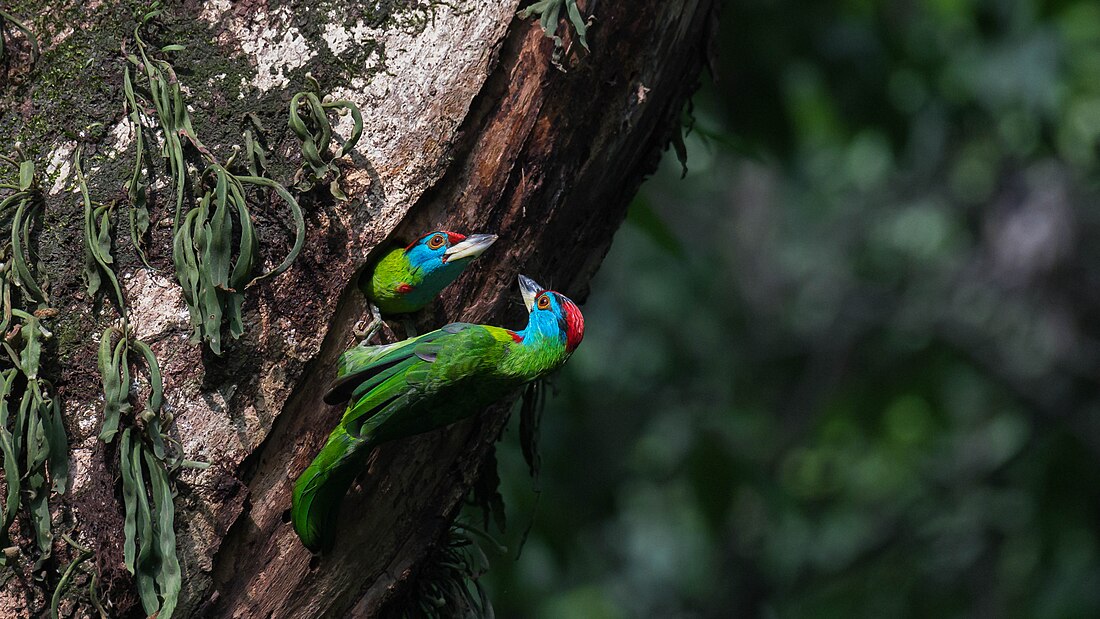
[401,230,507,311]
[521,285,585,352]
[524,292,565,340]
[405,231,466,281]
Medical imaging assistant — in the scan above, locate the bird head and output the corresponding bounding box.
[517,274,585,353]
[405,230,497,273]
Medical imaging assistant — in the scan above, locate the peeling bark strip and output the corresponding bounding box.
[0,0,716,616]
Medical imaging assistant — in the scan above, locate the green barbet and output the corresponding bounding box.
[292,274,585,552]
[358,230,497,340]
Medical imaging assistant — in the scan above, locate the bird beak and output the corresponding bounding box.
[518,274,543,312]
[443,233,498,263]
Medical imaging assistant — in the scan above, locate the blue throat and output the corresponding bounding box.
[517,312,566,348]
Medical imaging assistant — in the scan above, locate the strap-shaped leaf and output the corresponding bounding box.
[329,100,364,159]
[129,339,163,415]
[81,163,103,299]
[123,65,153,268]
[131,439,161,616]
[227,178,256,291]
[43,387,67,495]
[288,92,313,144]
[172,208,203,339]
[309,95,333,158]
[77,150,126,313]
[199,247,224,354]
[145,448,180,618]
[23,390,46,477]
[289,91,334,177]
[238,175,305,287]
[0,370,19,549]
[17,161,33,192]
[11,367,26,459]
[49,535,93,619]
[28,478,51,560]
[134,29,190,229]
[226,180,255,340]
[203,168,232,289]
[19,314,40,380]
[564,0,589,50]
[97,330,119,442]
[168,137,186,227]
[11,198,46,305]
[0,264,12,336]
[119,428,138,573]
[98,331,131,443]
[27,465,51,559]
[95,207,113,265]
[540,1,561,38]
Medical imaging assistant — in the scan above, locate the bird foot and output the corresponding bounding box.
[353,304,388,344]
[352,318,382,344]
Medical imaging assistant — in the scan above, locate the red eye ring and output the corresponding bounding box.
[427,234,446,249]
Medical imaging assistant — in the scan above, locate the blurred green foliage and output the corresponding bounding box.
[481,1,1100,617]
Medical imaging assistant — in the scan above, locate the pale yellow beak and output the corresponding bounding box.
[518,274,543,312]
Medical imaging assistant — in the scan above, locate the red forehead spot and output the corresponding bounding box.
[395,283,414,294]
[558,295,585,352]
[444,231,466,245]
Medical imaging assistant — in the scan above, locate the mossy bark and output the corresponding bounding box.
[0,0,718,616]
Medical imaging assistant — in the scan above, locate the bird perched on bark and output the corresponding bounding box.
[357,230,498,341]
[292,274,585,552]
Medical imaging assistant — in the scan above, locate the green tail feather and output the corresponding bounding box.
[291,424,374,552]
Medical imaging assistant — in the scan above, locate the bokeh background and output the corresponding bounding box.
[481,1,1100,617]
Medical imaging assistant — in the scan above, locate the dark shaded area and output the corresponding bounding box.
[484,1,1100,617]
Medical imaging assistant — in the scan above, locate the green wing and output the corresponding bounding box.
[323,323,473,406]
[293,322,503,552]
[341,324,509,442]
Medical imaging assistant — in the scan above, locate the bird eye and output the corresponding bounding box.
[537,294,551,310]
[427,234,446,249]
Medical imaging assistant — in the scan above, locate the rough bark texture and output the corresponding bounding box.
[0,0,717,616]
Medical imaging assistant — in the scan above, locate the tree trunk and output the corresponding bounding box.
[0,0,716,616]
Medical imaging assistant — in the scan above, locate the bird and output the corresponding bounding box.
[357,230,498,342]
[291,274,585,552]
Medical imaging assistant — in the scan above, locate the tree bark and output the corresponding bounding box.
[0,0,717,616]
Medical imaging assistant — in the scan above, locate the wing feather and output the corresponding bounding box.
[323,323,475,405]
